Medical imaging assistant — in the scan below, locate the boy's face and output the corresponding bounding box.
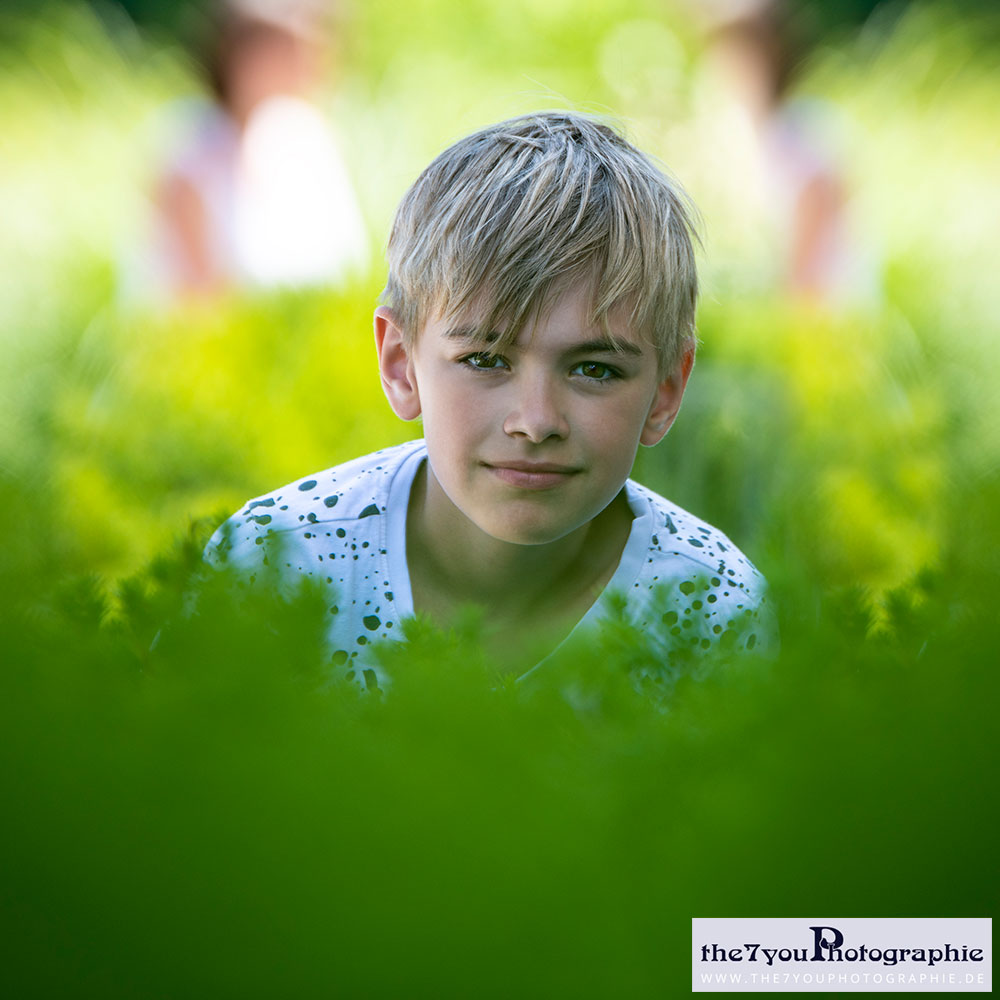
[375,282,692,547]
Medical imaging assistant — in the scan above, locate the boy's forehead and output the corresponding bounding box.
[422,282,654,356]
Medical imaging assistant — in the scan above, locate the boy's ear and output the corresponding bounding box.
[640,345,695,447]
[374,306,422,421]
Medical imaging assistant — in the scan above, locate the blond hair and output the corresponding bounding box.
[381,111,700,374]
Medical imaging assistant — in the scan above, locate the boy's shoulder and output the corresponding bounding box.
[625,478,763,585]
[203,441,427,681]
[206,440,424,564]
[614,477,775,656]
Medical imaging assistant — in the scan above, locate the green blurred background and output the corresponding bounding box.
[1,1,997,995]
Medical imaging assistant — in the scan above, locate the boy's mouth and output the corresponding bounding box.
[483,460,580,490]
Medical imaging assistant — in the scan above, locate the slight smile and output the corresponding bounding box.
[483,460,581,490]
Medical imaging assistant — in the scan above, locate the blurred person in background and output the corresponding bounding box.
[137,0,368,300]
[695,0,879,306]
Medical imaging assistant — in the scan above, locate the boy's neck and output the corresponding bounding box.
[406,460,634,653]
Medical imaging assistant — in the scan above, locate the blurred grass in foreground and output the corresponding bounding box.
[2,466,997,996]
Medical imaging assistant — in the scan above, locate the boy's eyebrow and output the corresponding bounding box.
[442,328,643,358]
[442,327,500,344]
[570,338,643,357]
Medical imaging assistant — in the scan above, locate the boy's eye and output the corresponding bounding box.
[462,352,508,371]
[572,361,618,381]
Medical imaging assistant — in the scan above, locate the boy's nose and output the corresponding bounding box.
[502,374,569,443]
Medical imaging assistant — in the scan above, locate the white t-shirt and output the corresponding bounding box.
[205,440,774,689]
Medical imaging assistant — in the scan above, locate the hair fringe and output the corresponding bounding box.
[382,110,700,374]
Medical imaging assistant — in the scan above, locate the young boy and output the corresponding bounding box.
[206,111,773,687]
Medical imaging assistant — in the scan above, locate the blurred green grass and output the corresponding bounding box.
[1,1,998,994]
